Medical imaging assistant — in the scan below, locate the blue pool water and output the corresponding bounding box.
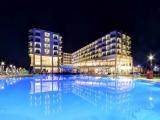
[0,74,160,120]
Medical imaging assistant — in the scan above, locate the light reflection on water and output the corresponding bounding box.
[0,75,160,120]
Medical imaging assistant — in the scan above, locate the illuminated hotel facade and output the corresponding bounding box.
[72,31,133,75]
[28,28,62,73]
[62,52,72,65]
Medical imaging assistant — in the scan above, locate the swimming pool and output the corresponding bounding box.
[0,74,160,120]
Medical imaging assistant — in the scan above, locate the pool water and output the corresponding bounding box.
[0,75,160,120]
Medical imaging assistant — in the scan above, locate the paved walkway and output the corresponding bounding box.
[0,74,32,79]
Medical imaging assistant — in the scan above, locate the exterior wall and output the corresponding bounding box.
[71,31,133,75]
[62,52,72,65]
[28,28,62,73]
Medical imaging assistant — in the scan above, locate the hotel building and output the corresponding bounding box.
[28,28,62,73]
[72,31,133,75]
[62,52,72,65]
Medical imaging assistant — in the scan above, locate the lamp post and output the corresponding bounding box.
[1,61,5,73]
[148,54,154,69]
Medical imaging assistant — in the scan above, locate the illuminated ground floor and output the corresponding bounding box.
[76,66,132,75]
[29,54,133,75]
[29,54,62,73]
[72,55,133,75]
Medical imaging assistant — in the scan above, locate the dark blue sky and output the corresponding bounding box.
[0,0,160,68]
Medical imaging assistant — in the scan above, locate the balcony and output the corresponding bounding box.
[53,47,58,50]
[44,38,50,43]
[102,53,106,57]
[53,42,59,45]
[44,32,50,37]
[44,44,50,49]
[35,32,41,36]
[35,50,41,54]
[54,52,58,56]
[35,38,41,42]
[35,45,41,48]
[102,48,106,52]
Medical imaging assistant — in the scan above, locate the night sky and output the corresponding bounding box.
[0,0,160,68]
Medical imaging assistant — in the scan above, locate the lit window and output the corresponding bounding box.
[44,49,50,54]
[29,48,32,53]
[29,42,32,46]
[35,55,41,65]
[44,32,50,37]
[42,56,52,66]
[53,34,58,39]
[44,44,50,48]
[45,38,50,43]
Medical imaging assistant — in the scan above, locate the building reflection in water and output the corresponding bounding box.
[73,77,138,120]
[30,75,74,115]
[29,75,158,119]
[0,77,22,90]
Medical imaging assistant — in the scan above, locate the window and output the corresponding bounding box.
[44,49,50,54]
[102,53,106,56]
[44,44,50,48]
[54,52,58,55]
[29,48,32,53]
[35,32,41,36]
[29,32,33,36]
[35,55,41,65]
[35,44,41,48]
[53,47,58,50]
[35,50,40,54]
[44,32,50,37]
[53,34,58,39]
[53,41,58,45]
[29,42,32,46]
[44,38,50,43]
[35,38,40,42]
[42,56,52,66]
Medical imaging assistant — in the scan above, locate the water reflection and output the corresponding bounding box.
[0,77,22,90]
[29,75,75,115]
[28,75,159,119]
[30,92,62,116]
[30,75,75,94]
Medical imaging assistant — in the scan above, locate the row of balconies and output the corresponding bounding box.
[73,44,131,55]
[29,42,62,50]
[29,48,62,55]
[29,30,62,40]
[28,36,62,45]
[72,50,131,59]
[73,46,131,57]
[73,41,131,55]
[72,52,131,63]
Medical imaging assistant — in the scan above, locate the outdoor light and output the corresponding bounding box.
[148,54,154,66]
[1,61,5,66]
[10,64,13,68]
[148,55,154,61]
[154,65,158,69]
[137,65,141,68]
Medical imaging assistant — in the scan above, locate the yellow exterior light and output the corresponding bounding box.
[1,61,5,66]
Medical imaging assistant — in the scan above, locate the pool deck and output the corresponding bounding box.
[0,74,33,79]
[136,77,160,82]
[83,73,160,83]
[0,73,160,83]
